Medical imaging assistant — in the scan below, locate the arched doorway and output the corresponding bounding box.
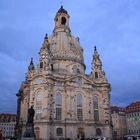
[96,128,102,136]
[77,127,85,140]
[35,127,40,139]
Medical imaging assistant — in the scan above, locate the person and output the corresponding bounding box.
[27,106,35,124]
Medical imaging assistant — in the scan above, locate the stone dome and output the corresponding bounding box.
[48,32,84,65]
[38,6,86,74]
[57,6,68,14]
[46,6,85,68]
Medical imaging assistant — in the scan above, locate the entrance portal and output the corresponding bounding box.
[77,127,85,140]
[35,127,40,139]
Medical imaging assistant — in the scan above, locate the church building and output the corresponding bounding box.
[16,6,112,140]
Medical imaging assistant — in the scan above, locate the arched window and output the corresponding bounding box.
[96,128,102,136]
[68,43,72,49]
[40,62,43,69]
[95,72,98,79]
[56,127,63,136]
[51,64,53,71]
[56,93,62,106]
[93,96,99,121]
[77,94,82,107]
[61,17,66,25]
[72,65,78,75]
[77,94,83,121]
[55,93,62,120]
[36,92,43,120]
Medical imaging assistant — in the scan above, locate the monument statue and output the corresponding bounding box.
[22,106,35,139]
[27,106,35,124]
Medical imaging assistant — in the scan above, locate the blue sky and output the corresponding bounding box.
[0,0,140,113]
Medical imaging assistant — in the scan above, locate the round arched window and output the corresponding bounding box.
[96,128,102,136]
[77,94,82,107]
[72,65,78,75]
[61,17,66,25]
[56,127,63,136]
[55,93,62,106]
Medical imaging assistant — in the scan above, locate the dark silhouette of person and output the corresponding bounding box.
[27,106,35,124]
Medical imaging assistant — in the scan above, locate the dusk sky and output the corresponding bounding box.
[0,0,140,113]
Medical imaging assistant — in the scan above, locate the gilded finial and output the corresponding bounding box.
[94,46,97,51]
[30,57,33,64]
[28,57,35,71]
[45,33,48,40]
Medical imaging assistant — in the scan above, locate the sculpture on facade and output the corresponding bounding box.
[22,106,35,139]
[27,106,35,124]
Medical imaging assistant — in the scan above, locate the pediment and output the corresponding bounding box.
[65,74,95,87]
[31,75,46,85]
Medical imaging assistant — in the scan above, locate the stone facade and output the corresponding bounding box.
[16,6,112,140]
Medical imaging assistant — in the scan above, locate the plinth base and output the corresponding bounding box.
[23,123,35,137]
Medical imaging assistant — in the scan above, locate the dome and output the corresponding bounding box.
[57,6,68,14]
[48,6,84,66]
[48,32,84,64]
[40,6,85,73]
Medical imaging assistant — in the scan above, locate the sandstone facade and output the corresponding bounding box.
[16,6,112,140]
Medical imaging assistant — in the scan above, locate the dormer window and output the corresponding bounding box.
[72,65,78,75]
[68,43,72,49]
[95,72,98,79]
[40,62,43,69]
[61,17,66,25]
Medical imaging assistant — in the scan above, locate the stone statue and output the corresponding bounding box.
[22,106,35,139]
[27,106,35,124]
